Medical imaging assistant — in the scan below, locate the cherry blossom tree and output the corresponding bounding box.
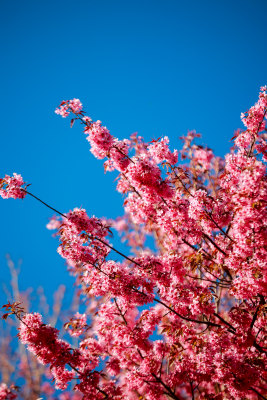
[1,87,267,399]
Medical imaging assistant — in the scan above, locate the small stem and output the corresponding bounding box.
[97,387,109,399]
[249,387,267,400]
[203,233,226,256]
[190,381,195,400]
[114,298,127,325]
[93,236,142,267]
[152,373,180,400]
[213,312,236,332]
[253,341,267,354]
[182,238,213,261]
[154,298,221,328]
[248,108,267,157]
[206,212,234,242]
[22,190,67,218]
[250,295,265,330]
[185,274,230,288]
[111,144,135,164]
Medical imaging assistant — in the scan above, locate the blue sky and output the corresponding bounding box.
[1,0,266,308]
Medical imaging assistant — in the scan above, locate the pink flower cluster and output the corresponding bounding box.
[56,208,110,266]
[66,312,87,337]
[241,85,267,134]
[19,313,76,390]
[18,312,118,397]
[84,119,132,172]
[0,173,26,199]
[148,136,178,165]
[0,384,17,400]
[55,98,83,118]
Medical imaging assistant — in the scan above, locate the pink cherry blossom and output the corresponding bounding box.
[0,173,26,199]
[0,384,17,400]
[69,98,83,114]
[55,103,70,118]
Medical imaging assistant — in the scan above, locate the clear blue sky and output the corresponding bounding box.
[1,0,266,307]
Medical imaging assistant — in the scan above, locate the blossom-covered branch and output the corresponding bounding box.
[1,87,266,399]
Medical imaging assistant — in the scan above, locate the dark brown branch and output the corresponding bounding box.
[22,190,67,218]
[213,312,236,333]
[152,373,180,400]
[114,298,128,325]
[250,295,265,330]
[23,189,143,269]
[253,341,267,354]
[206,211,234,242]
[154,298,221,328]
[203,233,226,256]
[248,108,267,157]
[249,387,267,400]
[190,381,195,400]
